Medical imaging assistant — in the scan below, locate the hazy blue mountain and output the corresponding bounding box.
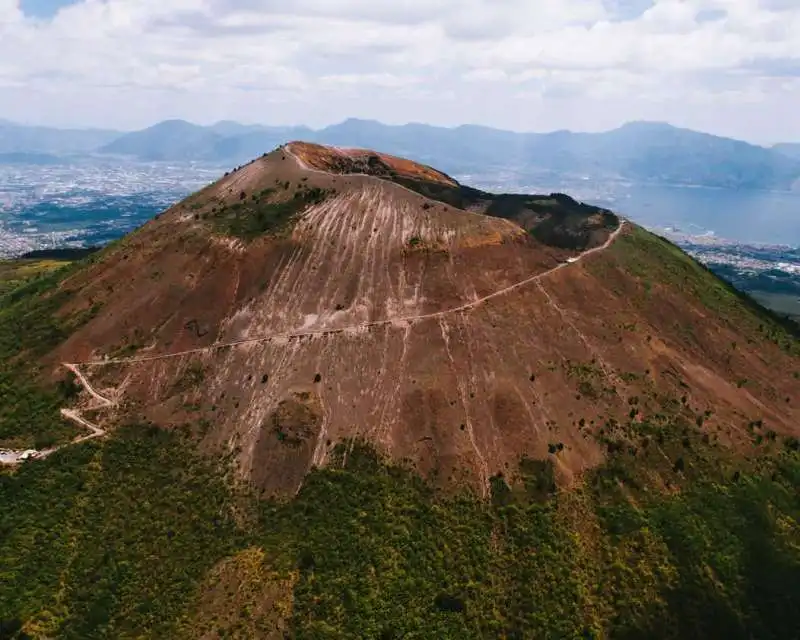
[207,120,269,136]
[0,151,63,164]
[0,120,120,155]
[305,120,800,189]
[307,119,513,171]
[4,115,800,190]
[211,125,315,162]
[99,119,224,161]
[582,121,800,189]
[774,142,800,161]
[98,120,315,164]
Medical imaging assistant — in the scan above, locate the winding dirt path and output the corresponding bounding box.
[59,408,106,442]
[0,364,113,464]
[63,362,115,407]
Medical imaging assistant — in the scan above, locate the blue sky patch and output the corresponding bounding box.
[603,0,656,22]
[696,8,727,23]
[20,0,81,20]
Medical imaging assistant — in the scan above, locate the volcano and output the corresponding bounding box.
[2,142,798,639]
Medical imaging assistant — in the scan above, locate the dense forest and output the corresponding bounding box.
[3,425,799,638]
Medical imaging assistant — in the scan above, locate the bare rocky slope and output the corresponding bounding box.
[28,142,798,495]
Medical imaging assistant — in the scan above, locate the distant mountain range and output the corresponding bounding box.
[2,116,800,190]
[99,119,314,163]
[774,142,800,161]
[0,118,120,155]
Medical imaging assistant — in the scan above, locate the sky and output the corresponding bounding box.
[2,0,800,143]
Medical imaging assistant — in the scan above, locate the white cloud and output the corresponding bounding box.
[0,0,799,142]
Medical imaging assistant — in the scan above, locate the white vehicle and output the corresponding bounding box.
[566,257,579,264]
[19,450,39,461]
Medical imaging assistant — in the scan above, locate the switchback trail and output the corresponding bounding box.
[63,362,115,407]
[59,408,106,443]
[0,364,113,464]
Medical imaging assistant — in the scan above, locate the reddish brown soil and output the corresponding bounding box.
[45,144,799,496]
[289,141,458,186]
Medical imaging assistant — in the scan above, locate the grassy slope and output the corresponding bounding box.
[0,260,65,296]
[750,291,800,324]
[0,260,91,449]
[1,428,242,640]
[604,227,799,351]
[1,229,799,639]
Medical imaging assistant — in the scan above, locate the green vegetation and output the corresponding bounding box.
[390,176,620,251]
[0,258,72,296]
[609,226,799,355]
[0,444,97,639]
[0,261,94,448]
[522,197,618,250]
[589,419,800,639]
[171,362,207,394]
[1,426,243,639]
[750,291,800,326]
[1,219,798,638]
[564,359,613,400]
[3,428,798,639]
[212,185,332,239]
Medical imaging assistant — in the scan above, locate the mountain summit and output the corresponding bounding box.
[2,142,798,637]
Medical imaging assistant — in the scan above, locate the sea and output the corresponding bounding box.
[593,184,800,247]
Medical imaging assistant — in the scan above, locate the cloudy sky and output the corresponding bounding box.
[1,0,799,143]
